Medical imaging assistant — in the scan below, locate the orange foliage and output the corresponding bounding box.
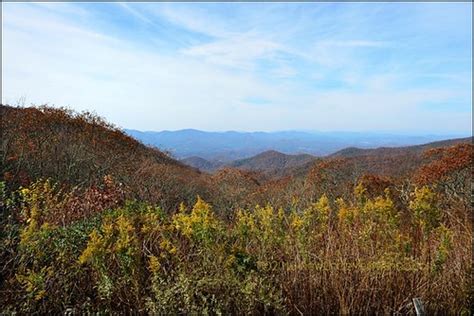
[0,104,211,212]
[413,143,473,185]
[358,174,394,198]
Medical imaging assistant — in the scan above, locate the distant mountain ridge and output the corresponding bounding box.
[330,137,472,158]
[126,129,465,161]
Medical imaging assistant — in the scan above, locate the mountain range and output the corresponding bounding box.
[125,129,466,162]
[180,137,470,177]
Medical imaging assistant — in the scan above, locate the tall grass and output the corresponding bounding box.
[0,179,471,314]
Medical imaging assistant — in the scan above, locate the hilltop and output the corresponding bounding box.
[181,150,316,177]
[227,150,316,177]
[0,104,211,211]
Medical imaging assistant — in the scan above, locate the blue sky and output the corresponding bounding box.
[2,2,472,134]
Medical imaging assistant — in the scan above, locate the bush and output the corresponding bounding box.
[1,179,471,314]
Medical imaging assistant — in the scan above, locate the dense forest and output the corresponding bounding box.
[0,104,472,314]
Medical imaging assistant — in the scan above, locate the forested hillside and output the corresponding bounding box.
[1,105,472,314]
[181,156,224,172]
[330,137,471,158]
[182,150,316,177]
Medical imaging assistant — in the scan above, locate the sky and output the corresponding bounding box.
[2,2,472,134]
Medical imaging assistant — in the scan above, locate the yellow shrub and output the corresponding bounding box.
[172,196,220,242]
[79,230,104,265]
[409,186,441,236]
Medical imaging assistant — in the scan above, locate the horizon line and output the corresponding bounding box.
[125,128,471,137]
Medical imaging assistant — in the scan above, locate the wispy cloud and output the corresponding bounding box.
[153,4,235,39]
[181,35,283,70]
[116,3,155,26]
[322,40,389,48]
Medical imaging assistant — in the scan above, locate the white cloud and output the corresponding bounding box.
[181,35,282,70]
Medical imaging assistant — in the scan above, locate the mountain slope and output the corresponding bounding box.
[0,105,211,210]
[180,156,223,172]
[315,136,473,181]
[330,137,471,158]
[229,150,316,177]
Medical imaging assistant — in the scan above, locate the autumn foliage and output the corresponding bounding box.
[0,105,472,314]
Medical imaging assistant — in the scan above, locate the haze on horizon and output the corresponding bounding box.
[2,2,472,135]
